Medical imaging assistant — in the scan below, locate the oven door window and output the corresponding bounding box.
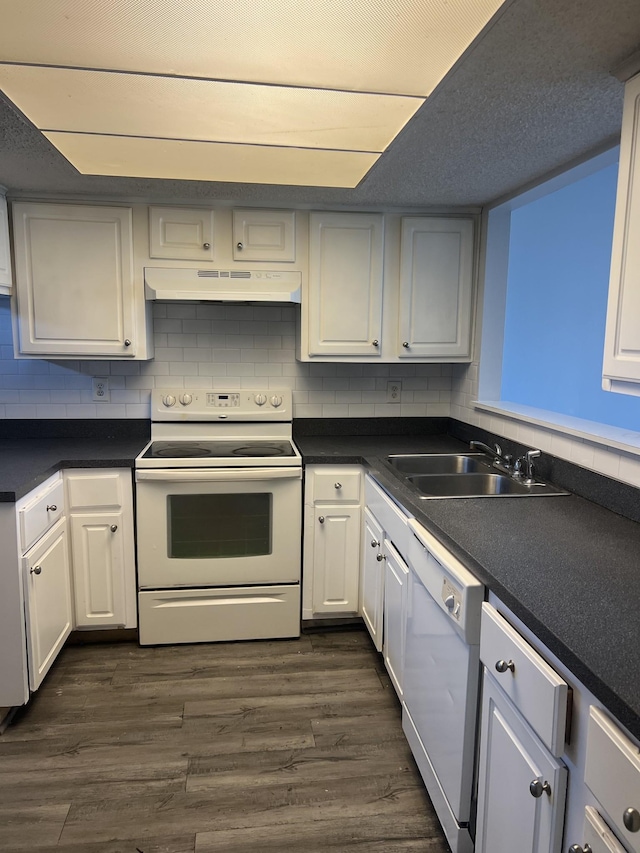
[167,493,272,558]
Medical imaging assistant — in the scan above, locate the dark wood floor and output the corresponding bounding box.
[0,628,450,853]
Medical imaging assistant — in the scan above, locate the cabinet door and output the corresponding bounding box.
[23,518,72,691]
[12,202,138,357]
[383,540,408,699]
[233,209,295,261]
[149,206,214,261]
[70,511,128,628]
[602,73,640,395]
[398,216,474,360]
[311,505,361,615]
[0,190,11,294]
[307,212,383,357]
[475,672,567,853]
[360,508,384,651]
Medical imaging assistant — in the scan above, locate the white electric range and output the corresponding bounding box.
[135,388,302,645]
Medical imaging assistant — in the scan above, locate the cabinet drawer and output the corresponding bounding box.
[311,468,361,502]
[480,603,569,756]
[585,706,640,853]
[19,477,65,553]
[66,470,125,511]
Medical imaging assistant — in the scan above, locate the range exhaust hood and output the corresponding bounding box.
[144,267,301,303]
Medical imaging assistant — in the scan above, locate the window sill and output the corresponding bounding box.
[473,400,640,458]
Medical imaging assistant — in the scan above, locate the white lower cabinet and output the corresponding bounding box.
[23,517,72,691]
[475,672,567,853]
[302,466,362,620]
[360,507,385,650]
[66,469,137,629]
[382,539,408,699]
[310,505,361,615]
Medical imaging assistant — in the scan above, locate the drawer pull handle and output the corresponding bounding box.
[318,516,325,524]
[110,524,118,533]
[370,539,380,548]
[624,807,640,832]
[495,659,515,674]
[568,846,592,853]
[529,779,551,798]
[30,565,42,575]
[334,482,342,489]
[46,504,57,512]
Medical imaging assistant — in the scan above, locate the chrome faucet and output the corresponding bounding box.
[513,449,541,484]
[470,440,514,473]
[470,440,501,459]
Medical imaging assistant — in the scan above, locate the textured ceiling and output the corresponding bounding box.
[0,0,639,209]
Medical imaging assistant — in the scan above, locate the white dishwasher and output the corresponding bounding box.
[402,518,484,853]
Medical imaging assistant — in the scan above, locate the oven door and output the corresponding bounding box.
[135,467,301,588]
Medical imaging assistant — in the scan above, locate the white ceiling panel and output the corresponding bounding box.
[43,132,381,187]
[0,65,422,152]
[0,0,507,96]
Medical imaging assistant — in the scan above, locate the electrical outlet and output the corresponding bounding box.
[92,377,110,402]
[386,380,402,403]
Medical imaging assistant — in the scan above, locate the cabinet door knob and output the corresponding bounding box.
[237,241,243,250]
[370,539,380,548]
[318,516,325,524]
[376,553,385,562]
[334,482,342,490]
[30,565,42,575]
[495,659,515,673]
[402,341,410,348]
[529,779,551,798]
[568,846,592,853]
[124,339,132,347]
[372,339,379,347]
[46,504,57,512]
[624,807,640,832]
[203,242,211,250]
[110,524,118,533]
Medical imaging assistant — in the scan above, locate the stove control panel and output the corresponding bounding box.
[152,388,293,421]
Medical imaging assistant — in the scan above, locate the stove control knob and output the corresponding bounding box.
[163,394,176,408]
[270,394,283,408]
[179,394,193,406]
[254,394,267,406]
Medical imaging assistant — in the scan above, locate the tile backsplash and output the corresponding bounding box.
[0,301,452,419]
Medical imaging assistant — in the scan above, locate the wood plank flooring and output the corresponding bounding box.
[0,628,450,853]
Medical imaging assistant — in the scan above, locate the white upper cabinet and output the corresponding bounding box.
[0,187,11,295]
[12,202,152,359]
[305,211,384,358]
[603,72,640,395]
[149,206,214,261]
[300,211,475,362]
[232,209,296,262]
[398,217,474,360]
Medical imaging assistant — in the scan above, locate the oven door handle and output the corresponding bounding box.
[136,467,302,482]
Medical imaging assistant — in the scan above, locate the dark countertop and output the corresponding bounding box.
[0,437,148,501]
[296,434,640,742]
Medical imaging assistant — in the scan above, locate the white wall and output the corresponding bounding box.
[0,300,452,420]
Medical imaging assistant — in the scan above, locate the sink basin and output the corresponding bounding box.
[387,453,489,475]
[406,472,569,499]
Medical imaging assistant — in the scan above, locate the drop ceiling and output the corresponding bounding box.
[0,0,639,208]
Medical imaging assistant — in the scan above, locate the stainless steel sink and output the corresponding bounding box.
[387,453,489,475]
[406,472,569,499]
